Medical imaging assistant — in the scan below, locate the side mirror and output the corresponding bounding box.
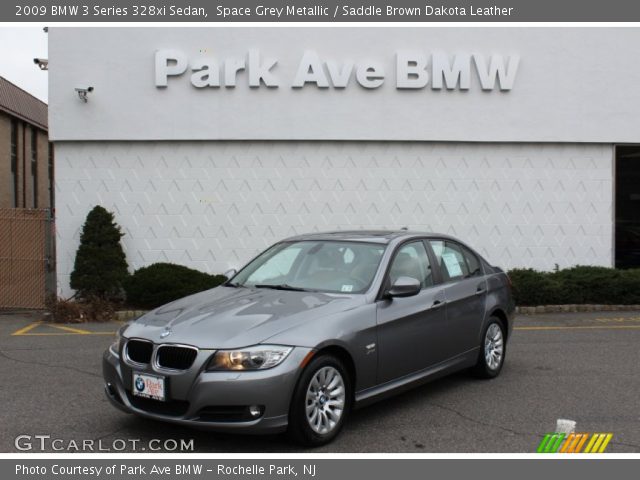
[223,268,237,280]
[386,276,421,298]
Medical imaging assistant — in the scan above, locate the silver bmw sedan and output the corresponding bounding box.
[103,230,514,446]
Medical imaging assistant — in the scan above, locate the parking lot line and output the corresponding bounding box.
[515,325,640,331]
[8,319,640,337]
[11,332,117,336]
[48,324,92,334]
[10,322,117,337]
[10,321,43,336]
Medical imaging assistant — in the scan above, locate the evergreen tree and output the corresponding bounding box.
[70,205,129,300]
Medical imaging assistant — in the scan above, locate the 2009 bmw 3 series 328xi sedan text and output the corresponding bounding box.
[103,231,515,446]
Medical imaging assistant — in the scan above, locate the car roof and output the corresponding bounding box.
[281,230,458,245]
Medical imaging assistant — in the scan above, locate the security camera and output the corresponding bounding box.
[33,58,48,71]
[75,86,94,103]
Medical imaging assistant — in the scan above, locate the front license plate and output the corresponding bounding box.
[132,372,166,401]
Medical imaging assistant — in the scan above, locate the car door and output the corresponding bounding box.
[375,240,449,384]
[428,239,487,359]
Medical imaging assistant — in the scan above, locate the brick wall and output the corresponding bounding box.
[0,111,52,209]
[0,112,10,208]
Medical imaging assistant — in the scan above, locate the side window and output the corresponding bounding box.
[429,240,470,282]
[460,245,482,277]
[388,241,434,289]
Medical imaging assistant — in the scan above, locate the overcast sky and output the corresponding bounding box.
[0,27,49,102]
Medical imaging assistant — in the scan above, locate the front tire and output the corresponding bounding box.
[288,354,352,447]
[472,317,506,378]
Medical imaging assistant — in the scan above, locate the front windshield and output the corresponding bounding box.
[230,241,386,293]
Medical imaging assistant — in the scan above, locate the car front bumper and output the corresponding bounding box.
[102,345,311,434]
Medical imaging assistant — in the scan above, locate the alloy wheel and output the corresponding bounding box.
[484,323,504,370]
[305,366,346,435]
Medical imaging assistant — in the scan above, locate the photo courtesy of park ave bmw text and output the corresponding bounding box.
[50,27,639,290]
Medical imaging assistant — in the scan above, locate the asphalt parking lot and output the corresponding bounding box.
[0,311,639,453]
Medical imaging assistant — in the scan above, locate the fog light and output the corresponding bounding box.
[249,405,263,417]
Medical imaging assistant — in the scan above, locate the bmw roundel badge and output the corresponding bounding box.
[135,376,145,392]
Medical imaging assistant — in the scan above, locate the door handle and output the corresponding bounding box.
[475,286,486,295]
[430,300,446,309]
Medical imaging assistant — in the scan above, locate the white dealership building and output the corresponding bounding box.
[49,27,640,295]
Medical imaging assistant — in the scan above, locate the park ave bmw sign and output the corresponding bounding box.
[155,49,520,91]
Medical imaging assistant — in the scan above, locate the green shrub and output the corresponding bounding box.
[616,268,640,304]
[70,205,129,301]
[124,263,227,309]
[553,266,621,304]
[507,268,560,306]
[508,266,640,306]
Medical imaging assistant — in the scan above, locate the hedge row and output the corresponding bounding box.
[124,263,227,309]
[125,264,640,309]
[507,266,640,306]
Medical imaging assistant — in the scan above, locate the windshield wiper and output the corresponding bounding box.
[254,284,310,292]
[225,282,245,288]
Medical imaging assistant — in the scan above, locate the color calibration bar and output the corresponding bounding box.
[537,433,613,453]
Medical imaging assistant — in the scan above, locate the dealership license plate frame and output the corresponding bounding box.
[132,372,167,402]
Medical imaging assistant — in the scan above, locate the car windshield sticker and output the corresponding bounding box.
[441,252,463,277]
[341,285,354,292]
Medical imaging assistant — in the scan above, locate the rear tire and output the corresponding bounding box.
[287,354,352,447]
[472,317,506,378]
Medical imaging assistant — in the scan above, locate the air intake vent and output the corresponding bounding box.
[196,405,263,422]
[126,393,189,417]
[126,339,153,364]
[156,345,198,370]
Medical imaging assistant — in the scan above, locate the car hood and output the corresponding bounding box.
[123,286,364,349]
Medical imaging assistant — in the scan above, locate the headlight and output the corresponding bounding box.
[206,345,293,371]
[108,324,129,357]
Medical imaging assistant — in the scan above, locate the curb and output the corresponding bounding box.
[515,305,640,315]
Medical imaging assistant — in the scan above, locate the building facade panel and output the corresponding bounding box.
[49,27,640,143]
[54,141,613,296]
[48,28,640,296]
